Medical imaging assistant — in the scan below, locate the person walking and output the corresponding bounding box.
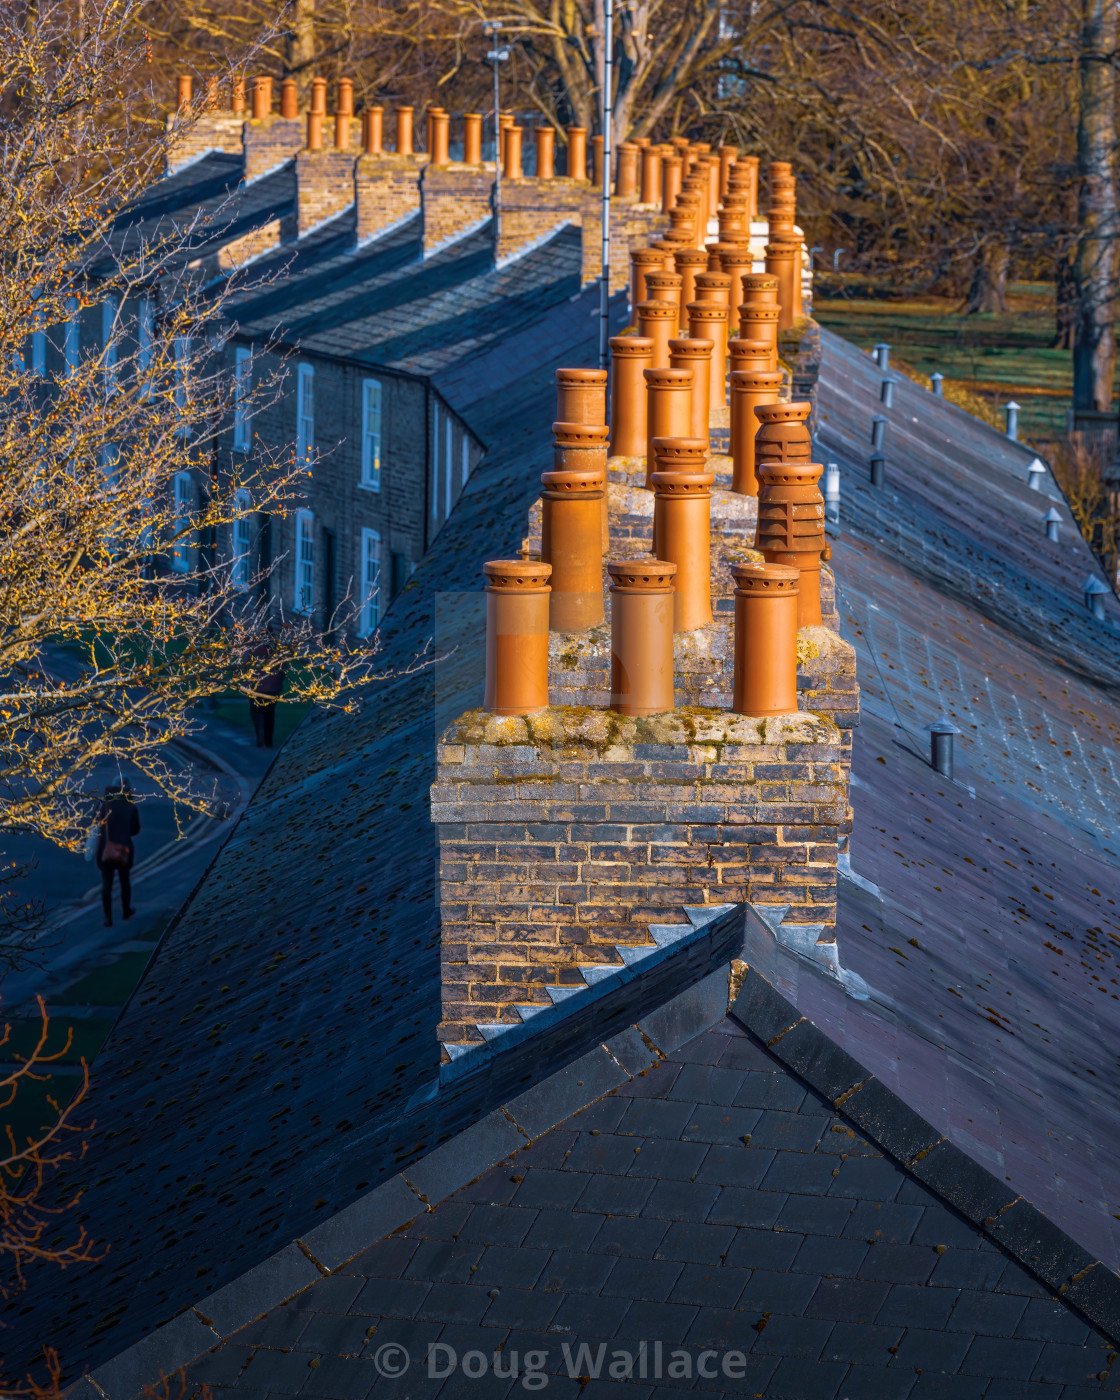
[248,634,286,748]
[97,782,140,927]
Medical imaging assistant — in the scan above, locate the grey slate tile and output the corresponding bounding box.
[481,1286,562,1331]
[653,1222,735,1265]
[694,1143,776,1188]
[748,1109,829,1152]
[668,1263,750,1310]
[641,1180,721,1222]
[876,1283,960,1330]
[776,1193,856,1237]
[682,1103,764,1145]
[856,1243,938,1284]
[959,1332,1045,1378]
[1015,1297,1094,1344]
[707,1186,788,1229]
[763,1354,848,1397]
[889,1324,971,1371]
[627,1139,709,1181]
[300,1355,380,1398]
[834,1365,916,1399]
[807,1278,891,1323]
[471,1243,550,1289]
[792,1233,870,1277]
[1030,1339,1114,1384]
[403,1240,485,1284]
[943,1288,1028,1337]
[820,1321,902,1364]
[600,1256,683,1303]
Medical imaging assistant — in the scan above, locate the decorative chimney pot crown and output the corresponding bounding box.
[556,368,608,426]
[728,339,773,376]
[738,303,780,371]
[483,560,552,715]
[540,472,606,631]
[609,336,654,458]
[607,560,677,716]
[554,421,610,551]
[730,562,800,716]
[695,271,732,312]
[651,467,715,631]
[754,401,813,464]
[756,459,826,626]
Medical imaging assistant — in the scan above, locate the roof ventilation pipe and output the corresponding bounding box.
[874,343,890,370]
[1027,458,1046,490]
[929,719,960,780]
[880,378,895,408]
[1083,575,1110,621]
[871,415,886,450]
[1005,401,1020,441]
[1043,507,1062,543]
[869,453,886,488]
[930,372,944,396]
[824,462,840,523]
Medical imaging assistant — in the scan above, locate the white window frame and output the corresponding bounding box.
[170,471,193,573]
[102,296,118,393]
[359,528,381,637]
[233,346,252,451]
[430,404,441,521]
[64,298,80,376]
[294,508,314,614]
[296,363,315,461]
[232,489,253,590]
[444,415,453,517]
[360,378,382,491]
[138,296,154,396]
[461,435,470,488]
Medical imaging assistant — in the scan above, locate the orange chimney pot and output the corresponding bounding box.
[607,561,677,715]
[730,562,800,716]
[609,335,653,458]
[483,560,552,715]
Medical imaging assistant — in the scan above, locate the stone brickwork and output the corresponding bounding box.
[217,219,287,272]
[296,149,359,235]
[243,116,305,182]
[432,707,844,1045]
[422,164,494,256]
[165,112,244,173]
[356,154,427,243]
[778,314,824,434]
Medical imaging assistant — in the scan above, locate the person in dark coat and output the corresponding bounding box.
[248,636,286,748]
[97,782,140,927]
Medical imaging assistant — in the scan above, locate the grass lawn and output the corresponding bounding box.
[812,281,1108,442]
[207,695,310,748]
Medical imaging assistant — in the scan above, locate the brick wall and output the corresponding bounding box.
[432,707,845,1046]
[218,219,287,272]
[165,113,244,173]
[296,149,358,236]
[356,155,426,243]
[243,117,305,182]
[422,166,494,256]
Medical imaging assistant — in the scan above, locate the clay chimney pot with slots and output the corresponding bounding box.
[674,248,709,321]
[616,142,639,198]
[556,368,608,426]
[608,561,677,716]
[729,368,783,496]
[540,471,606,631]
[636,299,678,371]
[661,155,683,213]
[728,339,773,376]
[609,336,653,458]
[281,77,298,119]
[483,560,552,715]
[643,368,694,486]
[396,106,413,155]
[630,248,664,311]
[231,74,246,114]
[177,76,193,110]
[645,271,682,327]
[462,113,482,165]
[685,301,729,411]
[695,271,731,313]
[741,273,779,308]
[740,154,760,218]
[738,302,780,371]
[554,422,610,552]
[669,339,713,448]
[640,145,661,204]
[651,466,714,631]
[756,457,826,627]
[651,436,708,555]
[310,77,327,114]
[719,249,754,333]
[754,401,812,464]
[567,126,587,180]
[536,125,555,178]
[765,241,798,330]
[730,562,800,716]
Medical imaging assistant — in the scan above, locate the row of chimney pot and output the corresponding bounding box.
[483,358,824,719]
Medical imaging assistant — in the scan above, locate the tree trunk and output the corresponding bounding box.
[1054,244,1076,349]
[286,0,316,85]
[1073,0,1117,413]
[964,239,1010,313]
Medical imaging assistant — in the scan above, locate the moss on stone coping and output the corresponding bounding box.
[445,704,839,755]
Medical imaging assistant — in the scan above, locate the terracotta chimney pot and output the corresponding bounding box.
[730,562,800,716]
[396,105,414,156]
[556,368,608,426]
[695,271,732,314]
[483,560,552,715]
[177,76,193,111]
[429,109,450,165]
[554,422,610,552]
[204,75,219,111]
[718,199,750,243]
[630,248,665,312]
[729,368,783,496]
[728,338,774,376]
[536,124,555,178]
[738,303,780,372]
[740,154,760,219]
[651,238,685,272]
[616,142,639,198]
[719,248,754,334]
[669,338,713,449]
[645,271,683,329]
[504,124,523,178]
[718,144,738,199]
[643,368,694,487]
[706,157,721,224]
[567,126,587,180]
[609,335,653,458]
[765,241,799,330]
[310,77,327,115]
[231,74,246,114]
[461,113,481,164]
[540,471,606,631]
[338,77,354,116]
[754,401,812,464]
[756,459,826,627]
[741,272,779,308]
[651,437,709,554]
[306,109,324,151]
[640,144,661,204]
[334,109,351,149]
[685,301,729,410]
[669,208,697,248]
[280,77,298,119]
[607,560,677,716]
[661,155,683,213]
[362,106,384,154]
[673,248,709,320]
[424,104,444,154]
[591,134,604,187]
[651,467,715,632]
[636,299,679,372]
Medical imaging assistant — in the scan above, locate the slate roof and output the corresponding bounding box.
[180,1015,1120,1400]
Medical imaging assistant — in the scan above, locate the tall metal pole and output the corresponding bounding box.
[491,30,502,252]
[598,0,613,368]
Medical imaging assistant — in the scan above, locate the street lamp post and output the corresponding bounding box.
[599,0,613,368]
[483,22,510,252]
